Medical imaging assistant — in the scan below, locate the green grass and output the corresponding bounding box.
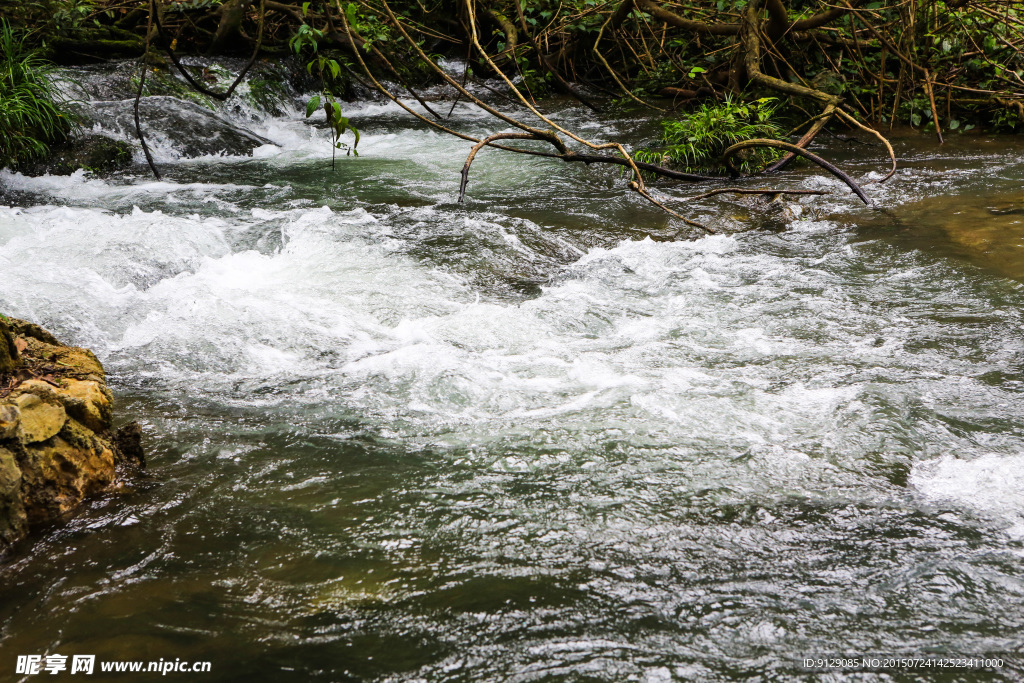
[635,96,785,174]
[0,19,76,168]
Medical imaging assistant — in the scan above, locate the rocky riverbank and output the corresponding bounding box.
[0,316,143,556]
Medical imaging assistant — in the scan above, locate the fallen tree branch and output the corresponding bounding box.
[459,132,540,201]
[635,0,740,35]
[723,138,871,205]
[688,187,830,201]
[833,108,897,182]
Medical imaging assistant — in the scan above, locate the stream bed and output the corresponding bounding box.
[1,75,1024,681]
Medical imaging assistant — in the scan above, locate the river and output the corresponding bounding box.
[1,71,1023,681]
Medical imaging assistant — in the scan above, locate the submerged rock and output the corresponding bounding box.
[78,97,274,159]
[0,317,144,556]
[15,135,133,177]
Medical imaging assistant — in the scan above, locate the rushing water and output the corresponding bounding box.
[1,73,1024,681]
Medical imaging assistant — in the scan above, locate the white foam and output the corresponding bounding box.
[911,453,1024,538]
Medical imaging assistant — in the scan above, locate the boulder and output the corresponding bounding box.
[19,422,116,525]
[14,135,133,177]
[0,316,144,555]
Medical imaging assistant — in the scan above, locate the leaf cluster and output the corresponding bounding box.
[635,96,784,174]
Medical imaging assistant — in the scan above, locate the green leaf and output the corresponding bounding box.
[949,119,960,130]
[302,2,311,15]
[305,95,321,118]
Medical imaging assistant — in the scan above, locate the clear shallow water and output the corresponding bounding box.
[1,94,1024,681]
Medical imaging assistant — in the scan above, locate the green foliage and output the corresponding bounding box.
[50,0,98,32]
[514,54,551,98]
[0,19,75,168]
[289,20,359,164]
[341,2,390,51]
[635,96,784,174]
[990,107,1020,133]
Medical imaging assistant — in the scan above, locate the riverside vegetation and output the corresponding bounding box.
[3,1,1024,221]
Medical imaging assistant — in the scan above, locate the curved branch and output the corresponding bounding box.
[741,2,838,106]
[688,187,829,201]
[791,0,865,32]
[153,0,265,101]
[833,108,897,183]
[483,6,517,53]
[460,133,539,201]
[634,0,740,35]
[723,139,871,205]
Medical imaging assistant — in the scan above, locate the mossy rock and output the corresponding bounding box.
[0,317,19,376]
[132,65,217,110]
[15,135,133,177]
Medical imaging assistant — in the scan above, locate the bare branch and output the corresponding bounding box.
[723,139,872,205]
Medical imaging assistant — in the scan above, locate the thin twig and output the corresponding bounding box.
[135,0,161,180]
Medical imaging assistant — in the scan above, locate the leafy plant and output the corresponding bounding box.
[48,0,98,33]
[634,96,784,174]
[289,19,359,167]
[340,2,391,51]
[0,19,76,168]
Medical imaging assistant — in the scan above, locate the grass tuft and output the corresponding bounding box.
[0,19,76,168]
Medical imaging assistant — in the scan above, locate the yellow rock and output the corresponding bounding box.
[60,379,113,433]
[0,405,19,440]
[19,423,115,524]
[0,318,143,556]
[0,447,26,546]
[13,393,67,444]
